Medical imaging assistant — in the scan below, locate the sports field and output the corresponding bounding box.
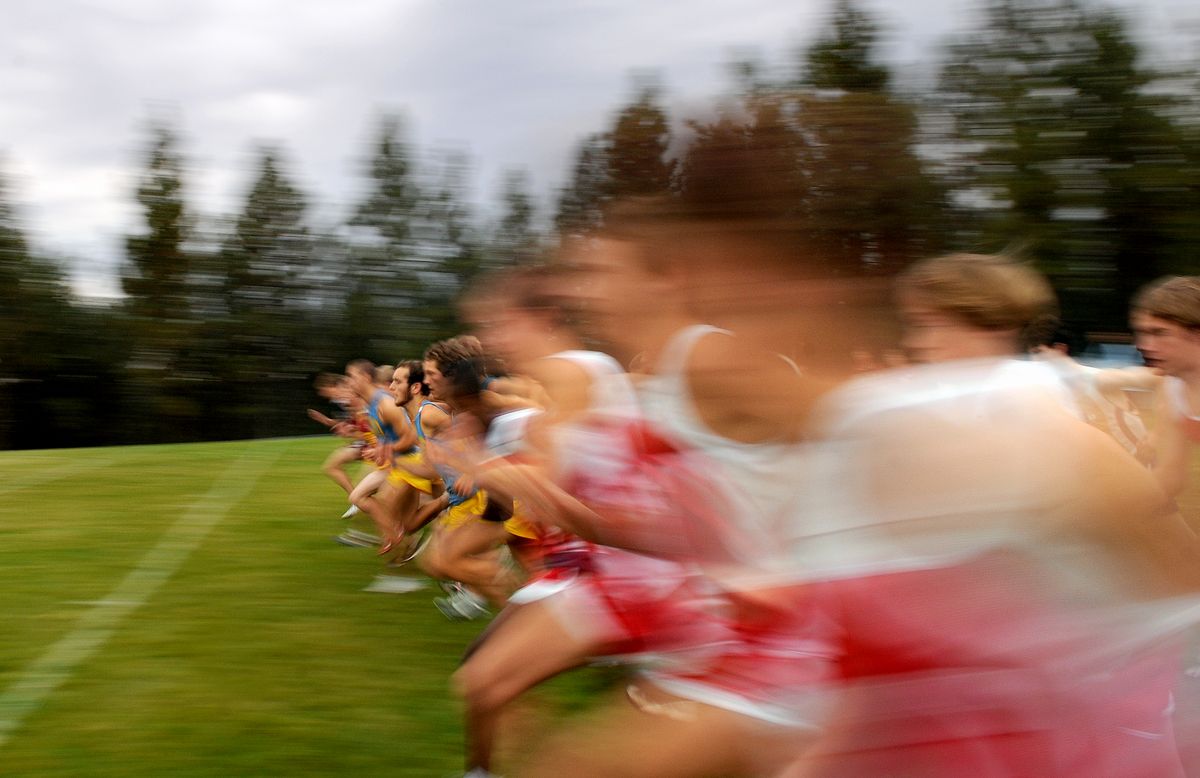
[0,437,605,776]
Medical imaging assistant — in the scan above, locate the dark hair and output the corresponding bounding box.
[424,336,485,374]
[443,358,485,401]
[1023,314,1088,356]
[402,359,429,396]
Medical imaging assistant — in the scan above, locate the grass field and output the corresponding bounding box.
[0,437,608,777]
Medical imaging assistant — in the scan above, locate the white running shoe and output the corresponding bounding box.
[434,584,491,621]
[362,575,428,594]
[340,504,360,519]
[334,529,380,548]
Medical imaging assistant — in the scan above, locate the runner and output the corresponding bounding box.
[307,372,367,518]
[762,253,1200,776]
[445,207,830,777]
[1132,276,1200,504]
[413,339,531,617]
[448,261,712,776]
[344,359,419,552]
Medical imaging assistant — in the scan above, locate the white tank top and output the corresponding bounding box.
[790,359,1110,580]
[545,349,639,482]
[546,349,638,417]
[636,324,807,568]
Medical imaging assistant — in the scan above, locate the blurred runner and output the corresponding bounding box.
[308,372,367,518]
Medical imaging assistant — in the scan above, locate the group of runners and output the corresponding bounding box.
[305,122,1200,777]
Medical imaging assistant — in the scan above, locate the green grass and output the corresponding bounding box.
[0,437,607,777]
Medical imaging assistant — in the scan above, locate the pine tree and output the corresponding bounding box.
[0,168,86,448]
[418,150,484,345]
[123,121,191,325]
[677,0,943,276]
[342,114,430,359]
[213,147,319,437]
[555,133,610,234]
[804,0,890,92]
[488,168,539,267]
[606,83,675,198]
[936,0,1197,327]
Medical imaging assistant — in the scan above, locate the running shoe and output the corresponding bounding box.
[334,529,380,548]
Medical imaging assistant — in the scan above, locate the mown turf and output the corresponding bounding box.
[0,437,608,777]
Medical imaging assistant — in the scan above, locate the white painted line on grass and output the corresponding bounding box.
[0,459,117,498]
[0,444,282,751]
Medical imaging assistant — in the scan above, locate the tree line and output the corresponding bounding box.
[1,0,1198,449]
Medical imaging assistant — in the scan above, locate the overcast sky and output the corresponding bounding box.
[3,0,1196,298]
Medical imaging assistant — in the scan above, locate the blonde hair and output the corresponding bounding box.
[897,253,1057,332]
[1131,276,1200,330]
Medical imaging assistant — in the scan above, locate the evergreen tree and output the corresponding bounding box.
[418,150,485,344]
[606,83,675,198]
[554,82,675,234]
[936,0,1197,327]
[221,148,311,318]
[213,147,319,437]
[488,168,539,267]
[119,119,198,441]
[122,121,191,324]
[678,0,943,276]
[0,169,105,449]
[555,132,610,234]
[804,0,891,92]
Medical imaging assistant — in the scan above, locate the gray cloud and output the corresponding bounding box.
[0,0,1194,298]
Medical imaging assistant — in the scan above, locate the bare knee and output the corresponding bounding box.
[418,548,444,579]
[454,661,517,714]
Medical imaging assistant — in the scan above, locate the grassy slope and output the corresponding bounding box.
[0,437,602,777]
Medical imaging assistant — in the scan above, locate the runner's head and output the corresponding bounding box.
[442,357,487,417]
[389,363,411,403]
[563,97,896,367]
[423,336,485,401]
[896,253,1057,363]
[401,360,430,400]
[463,263,577,368]
[554,200,690,358]
[313,372,343,401]
[345,359,376,397]
[1130,276,1200,376]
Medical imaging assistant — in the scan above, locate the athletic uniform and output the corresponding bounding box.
[501,348,729,658]
[387,400,442,495]
[482,407,541,540]
[769,359,1197,775]
[1047,360,1149,455]
[624,325,827,724]
[1165,376,1200,443]
[365,388,402,470]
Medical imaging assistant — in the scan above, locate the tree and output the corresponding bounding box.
[936,0,1198,327]
[555,132,610,234]
[803,0,891,92]
[606,83,675,198]
[118,119,199,441]
[122,120,191,325]
[208,147,321,438]
[0,168,119,449]
[341,114,434,359]
[415,150,485,346]
[555,79,676,233]
[487,168,539,267]
[674,0,944,277]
